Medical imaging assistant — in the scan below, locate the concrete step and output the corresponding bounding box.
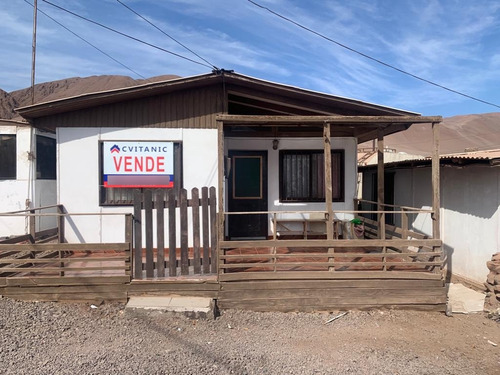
[126,295,215,318]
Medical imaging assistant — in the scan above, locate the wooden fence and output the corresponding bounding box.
[133,187,217,279]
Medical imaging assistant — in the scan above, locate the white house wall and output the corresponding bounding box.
[57,127,218,244]
[225,137,358,235]
[0,125,56,237]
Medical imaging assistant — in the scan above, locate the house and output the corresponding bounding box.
[0,119,57,237]
[2,70,445,311]
[359,149,500,288]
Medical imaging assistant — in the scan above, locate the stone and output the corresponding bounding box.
[487,271,496,284]
[486,261,500,273]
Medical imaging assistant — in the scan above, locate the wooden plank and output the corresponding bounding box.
[144,190,154,278]
[168,189,177,277]
[432,121,440,240]
[217,122,225,275]
[218,300,446,312]
[0,256,129,264]
[191,188,201,274]
[133,189,143,280]
[29,210,36,243]
[219,287,445,300]
[128,282,220,293]
[0,266,128,272]
[219,271,443,282]
[219,261,441,269]
[5,276,130,286]
[219,239,442,248]
[155,190,165,278]
[209,186,217,274]
[201,187,210,274]
[3,284,128,295]
[220,251,442,260]
[57,205,65,243]
[0,234,32,244]
[124,213,133,278]
[217,114,443,125]
[377,127,385,240]
[220,279,444,290]
[180,189,189,275]
[7,292,128,302]
[0,243,130,252]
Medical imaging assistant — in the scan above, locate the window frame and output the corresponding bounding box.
[99,140,183,206]
[0,134,17,180]
[279,149,344,203]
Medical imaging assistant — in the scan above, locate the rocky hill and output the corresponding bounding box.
[2,75,498,155]
[0,74,178,120]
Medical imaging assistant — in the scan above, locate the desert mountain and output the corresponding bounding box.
[2,75,499,155]
[0,74,179,120]
[361,112,500,156]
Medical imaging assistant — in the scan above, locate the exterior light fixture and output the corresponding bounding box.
[272,139,279,150]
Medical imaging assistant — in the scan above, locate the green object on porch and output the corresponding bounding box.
[350,218,363,226]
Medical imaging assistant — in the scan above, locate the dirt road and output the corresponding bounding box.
[1,298,499,374]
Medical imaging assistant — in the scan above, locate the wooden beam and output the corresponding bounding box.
[432,122,440,240]
[216,114,442,125]
[217,121,225,274]
[377,127,385,240]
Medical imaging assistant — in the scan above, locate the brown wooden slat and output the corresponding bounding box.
[220,252,442,260]
[0,243,131,252]
[219,271,443,282]
[220,261,441,269]
[144,190,154,278]
[180,189,189,275]
[219,287,446,300]
[168,189,177,277]
[220,279,444,290]
[2,284,128,295]
[0,266,128,272]
[201,187,210,274]
[219,239,442,248]
[4,276,130,286]
[0,257,129,264]
[209,186,217,274]
[133,190,143,279]
[192,188,201,274]
[7,292,128,303]
[155,190,165,277]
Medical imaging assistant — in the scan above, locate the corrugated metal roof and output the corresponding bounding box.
[359,148,500,169]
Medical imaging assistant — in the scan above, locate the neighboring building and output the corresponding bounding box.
[360,149,500,287]
[0,119,57,237]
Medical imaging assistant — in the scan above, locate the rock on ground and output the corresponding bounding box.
[1,298,499,375]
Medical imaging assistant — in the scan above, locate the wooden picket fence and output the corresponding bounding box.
[133,187,217,279]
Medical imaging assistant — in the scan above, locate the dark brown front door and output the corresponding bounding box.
[227,150,268,239]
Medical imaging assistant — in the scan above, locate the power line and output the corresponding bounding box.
[116,0,217,70]
[248,0,500,110]
[24,0,145,79]
[41,0,214,70]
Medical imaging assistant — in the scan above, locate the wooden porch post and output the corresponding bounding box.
[324,123,333,239]
[432,122,440,240]
[217,121,225,274]
[377,127,385,240]
[324,123,335,271]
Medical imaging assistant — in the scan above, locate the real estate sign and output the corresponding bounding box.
[103,141,174,188]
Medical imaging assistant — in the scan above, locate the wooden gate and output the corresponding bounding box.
[133,187,217,279]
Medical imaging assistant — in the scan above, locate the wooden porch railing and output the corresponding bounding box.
[0,207,132,280]
[219,205,442,278]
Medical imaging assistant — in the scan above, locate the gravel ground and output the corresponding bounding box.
[1,297,499,375]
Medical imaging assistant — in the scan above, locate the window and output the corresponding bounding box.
[0,134,16,179]
[36,135,56,179]
[280,149,344,202]
[99,141,182,206]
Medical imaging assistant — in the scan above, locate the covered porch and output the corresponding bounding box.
[216,114,445,311]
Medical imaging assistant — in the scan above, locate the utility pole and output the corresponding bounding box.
[31,0,38,104]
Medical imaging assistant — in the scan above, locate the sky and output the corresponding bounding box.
[1,0,499,117]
